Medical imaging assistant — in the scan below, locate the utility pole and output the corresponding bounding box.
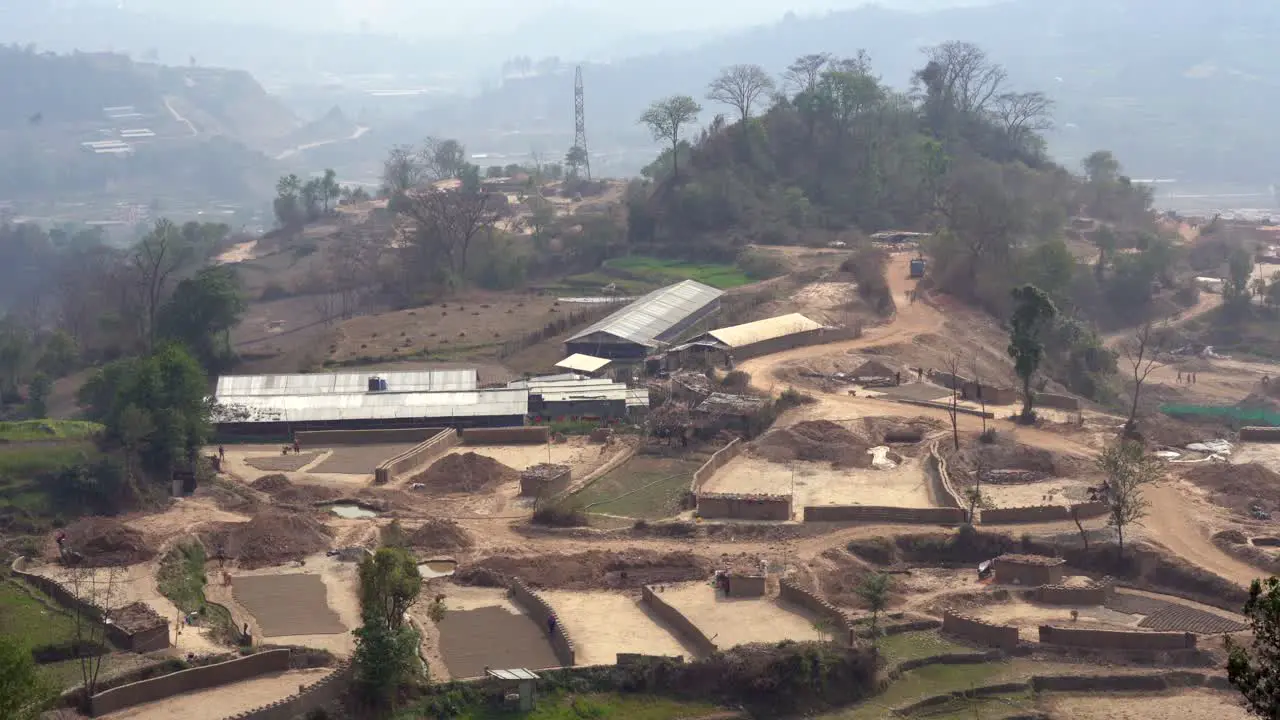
[574,65,592,181]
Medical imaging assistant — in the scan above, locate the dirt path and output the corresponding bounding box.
[1144,484,1266,587]
[163,97,198,137]
[99,668,331,720]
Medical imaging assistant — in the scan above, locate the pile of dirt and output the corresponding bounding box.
[859,416,945,448]
[1139,414,1230,448]
[755,420,872,468]
[201,510,332,568]
[946,433,1087,479]
[107,601,166,633]
[251,474,293,492]
[406,519,474,550]
[411,453,518,493]
[455,549,711,590]
[812,548,906,610]
[1182,462,1280,516]
[61,518,154,567]
[1237,392,1280,413]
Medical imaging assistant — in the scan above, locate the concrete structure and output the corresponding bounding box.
[564,280,723,360]
[697,493,792,520]
[993,554,1066,586]
[723,573,766,597]
[520,464,572,496]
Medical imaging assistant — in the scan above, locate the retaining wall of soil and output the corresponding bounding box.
[926,442,966,512]
[802,506,966,524]
[519,465,573,496]
[1038,625,1197,650]
[225,663,353,720]
[979,501,1107,525]
[10,558,170,653]
[640,585,717,657]
[779,579,852,645]
[1034,581,1113,605]
[461,427,550,445]
[374,428,459,484]
[89,649,291,716]
[505,578,576,667]
[1240,426,1280,442]
[941,611,1019,651]
[689,438,744,493]
[295,427,442,446]
[698,493,792,520]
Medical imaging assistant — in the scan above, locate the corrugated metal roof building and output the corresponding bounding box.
[697,313,823,349]
[215,370,477,397]
[564,280,724,360]
[212,389,528,435]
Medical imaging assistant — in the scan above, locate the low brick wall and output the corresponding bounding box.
[374,428,458,484]
[90,649,291,716]
[506,578,575,667]
[941,612,1019,651]
[725,574,765,597]
[1241,426,1280,442]
[295,427,441,446]
[11,558,170,653]
[980,501,1107,525]
[519,465,573,497]
[226,663,352,720]
[1034,581,1113,605]
[697,493,791,520]
[779,579,851,645]
[1031,392,1081,411]
[640,585,717,657]
[689,438,744,493]
[461,426,549,445]
[802,505,966,524]
[1038,625,1196,651]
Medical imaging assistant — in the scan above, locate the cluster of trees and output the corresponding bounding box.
[271,169,343,227]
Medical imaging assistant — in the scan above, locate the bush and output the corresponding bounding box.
[736,248,789,280]
[532,503,589,527]
[978,428,999,444]
[259,283,291,301]
[777,387,815,410]
[721,370,752,391]
[1173,281,1201,308]
[842,246,897,316]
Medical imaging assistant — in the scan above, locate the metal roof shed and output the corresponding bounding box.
[565,280,723,359]
[211,389,528,424]
[554,354,612,374]
[701,313,823,348]
[215,370,478,397]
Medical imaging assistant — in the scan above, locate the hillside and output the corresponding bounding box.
[408,0,1278,187]
[0,46,297,203]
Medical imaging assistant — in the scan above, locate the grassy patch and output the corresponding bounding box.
[0,442,99,517]
[419,692,724,719]
[0,420,103,442]
[876,631,971,665]
[822,661,1014,719]
[910,691,1035,719]
[604,256,754,289]
[0,579,82,649]
[572,456,698,520]
[156,542,207,614]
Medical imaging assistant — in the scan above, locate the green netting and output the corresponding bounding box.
[1160,404,1280,427]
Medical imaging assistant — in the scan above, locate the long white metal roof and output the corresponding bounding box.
[702,313,824,348]
[566,280,723,347]
[215,370,477,397]
[211,389,527,424]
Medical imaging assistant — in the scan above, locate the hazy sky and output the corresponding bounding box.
[102,0,981,36]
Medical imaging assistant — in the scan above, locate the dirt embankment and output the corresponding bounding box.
[406,519,474,551]
[454,549,712,591]
[1182,462,1280,517]
[755,417,942,469]
[201,511,332,568]
[946,433,1091,483]
[250,474,343,505]
[59,518,155,567]
[411,453,518,493]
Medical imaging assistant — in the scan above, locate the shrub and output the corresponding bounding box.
[532,503,589,527]
[721,370,751,391]
[777,387,815,411]
[978,428,999,444]
[259,283,290,301]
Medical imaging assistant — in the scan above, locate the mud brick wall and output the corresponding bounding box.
[1030,392,1080,411]
[641,585,717,657]
[519,466,572,496]
[689,438,743,493]
[993,558,1064,586]
[802,505,966,524]
[779,579,851,645]
[941,612,1019,651]
[1038,625,1196,650]
[725,574,766,597]
[225,662,353,720]
[460,426,550,445]
[697,492,791,520]
[506,578,575,667]
[295,427,443,446]
[90,649,291,716]
[127,624,171,653]
[1240,426,1280,442]
[980,502,1108,525]
[374,428,459,484]
[1034,581,1113,605]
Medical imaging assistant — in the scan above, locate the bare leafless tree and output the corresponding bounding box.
[131,219,187,351]
[66,565,125,700]
[920,41,1007,115]
[991,91,1054,144]
[398,187,501,281]
[944,352,963,450]
[706,64,776,127]
[783,53,833,94]
[1122,321,1165,433]
[969,356,988,436]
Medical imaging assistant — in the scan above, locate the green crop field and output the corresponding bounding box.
[603,256,754,289]
[406,692,723,720]
[0,420,103,442]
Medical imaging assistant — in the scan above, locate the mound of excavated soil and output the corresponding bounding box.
[406,519,474,550]
[755,420,872,468]
[251,474,293,492]
[859,416,946,448]
[1183,462,1280,515]
[201,511,332,569]
[946,434,1086,479]
[412,452,518,493]
[812,547,905,610]
[61,518,154,567]
[455,549,711,590]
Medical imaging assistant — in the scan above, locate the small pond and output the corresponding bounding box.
[418,559,458,579]
[329,504,378,519]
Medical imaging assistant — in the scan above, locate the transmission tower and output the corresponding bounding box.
[574,65,592,181]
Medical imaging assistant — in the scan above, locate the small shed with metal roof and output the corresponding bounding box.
[564,280,724,360]
[697,313,824,349]
[554,354,612,376]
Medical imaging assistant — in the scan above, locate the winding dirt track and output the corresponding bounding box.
[740,252,1265,589]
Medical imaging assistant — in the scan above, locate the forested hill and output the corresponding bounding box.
[430,0,1277,186]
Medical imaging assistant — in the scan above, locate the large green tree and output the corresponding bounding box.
[353,547,423,706]
[0,634,56,720]
[1228,576,1280,717]
[157,265,246,371]
[1007,284,1058,422]
[639,95,702,179]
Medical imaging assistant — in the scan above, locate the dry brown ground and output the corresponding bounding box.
[99,668,333,720]
[1042,690,1250,720]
